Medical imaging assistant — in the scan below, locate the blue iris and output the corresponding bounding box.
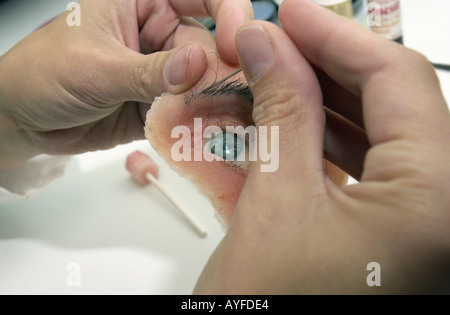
[209,132,244,161]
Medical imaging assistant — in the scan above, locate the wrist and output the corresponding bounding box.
[0,56,38,172]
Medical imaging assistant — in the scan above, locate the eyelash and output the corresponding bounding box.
[224,162,246,171]
[184,79,254,106]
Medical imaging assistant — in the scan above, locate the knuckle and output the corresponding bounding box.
[404,49,435,74]
[128,53,165,99]
[252,86,311,128]
[389,48,435,81]
[406,49,429,65]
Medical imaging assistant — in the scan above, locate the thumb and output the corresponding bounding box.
[235,21,326,198]
[120,44,207,102]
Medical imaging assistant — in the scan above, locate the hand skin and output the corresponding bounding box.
[0,0,253,172]
[194,0,450,294]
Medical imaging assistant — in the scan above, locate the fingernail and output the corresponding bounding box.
[236,25,274,83]
[165,45,192,86]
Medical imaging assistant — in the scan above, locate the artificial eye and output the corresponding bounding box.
[209,132,244,163]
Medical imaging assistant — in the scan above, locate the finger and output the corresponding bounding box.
[169,0,254,63]
[117,43,207,103]
[31,102,147,154]
[279,0,449,148]
[235,21,325,195]
[279,0,394,97]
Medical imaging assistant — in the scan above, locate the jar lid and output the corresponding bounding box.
[314,0,349,6]
[253,1,277,22]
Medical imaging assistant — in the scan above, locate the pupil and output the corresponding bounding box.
[210,132,241,161]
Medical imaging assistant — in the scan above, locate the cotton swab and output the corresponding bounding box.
[126,151,207,238]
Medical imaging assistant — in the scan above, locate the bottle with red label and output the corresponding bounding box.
[367,0,403,44]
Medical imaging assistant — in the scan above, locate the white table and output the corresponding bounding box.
[0,0,449,295]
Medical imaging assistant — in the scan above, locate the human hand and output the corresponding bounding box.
[0,0,253,172]
[194,0,450,294]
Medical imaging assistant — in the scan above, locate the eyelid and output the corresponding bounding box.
[207,119,249,133]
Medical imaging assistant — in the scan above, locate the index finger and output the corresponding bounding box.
[169,0,254,63]
[279,0,449,147]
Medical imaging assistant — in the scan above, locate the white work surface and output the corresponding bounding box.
[0,0,449,295]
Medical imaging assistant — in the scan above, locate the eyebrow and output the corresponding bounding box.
[185,77,254,106]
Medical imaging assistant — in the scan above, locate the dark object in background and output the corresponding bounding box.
[353,0,363,13]
[197,0,363,31]
[194,17,216,30]
[196,0,279,32]
[253,0,278,23]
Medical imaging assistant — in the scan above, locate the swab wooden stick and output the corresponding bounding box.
[145,172,207,238]
[126,151,207,238]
